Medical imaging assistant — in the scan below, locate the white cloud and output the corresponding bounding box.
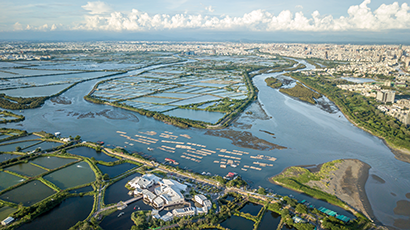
[205,5,215,13]
[295,5,303,9]
[82,1,111,15]
[73,0,410,32]
[13,22,23,31]
[51,24,57,31]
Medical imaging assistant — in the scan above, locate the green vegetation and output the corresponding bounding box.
[226,176,247,188]
[279,82,321,104]
[271,159,348,208]
[287,72,410,153]
[0,94,50,110]
[0,110,25,123]
[265,77,283,89]
[257,187,267,195]
[286,63,307,71]
[0,128,28,143]
[305,57,346,69]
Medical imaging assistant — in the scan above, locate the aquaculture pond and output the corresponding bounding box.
[0,206,17,220]
[5,163,47,177]
[0,83,71,97]
[0,135,41,144]
[258,211,282,230]
[239,202,263,216]
[0,135,12,140]
[0,140,41,152]
[29,156,77,169]
[0,153,21,163]
[104,173,141,205]
[68,146,118,162]
[163,109,225,124]
[43,161,95,189]
[220,215,255,230]
[169,95,220,106]
[97,163,139,178]
[0,172,24,191]
[0,180,56,206]
[23,141,62,152]
[17,196,94,230]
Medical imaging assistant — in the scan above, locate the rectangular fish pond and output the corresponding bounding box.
[43,161,96,190]
[0,180,56,206]
[29,156,77,169]
[220,215,255,230]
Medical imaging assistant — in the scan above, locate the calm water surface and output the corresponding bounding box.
[220,215,255,230]
[17,196,94,230]
[258,211,282,230]
[43,161,95,189]
[0,180,56,206]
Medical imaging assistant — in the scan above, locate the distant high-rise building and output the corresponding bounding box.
[376,90,395,103]
[405,56,410,69]
[325,51,328,59]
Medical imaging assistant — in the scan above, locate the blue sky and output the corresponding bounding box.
[1,0,410,41]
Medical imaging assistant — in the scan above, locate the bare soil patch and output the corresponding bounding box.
[305,159,374,221]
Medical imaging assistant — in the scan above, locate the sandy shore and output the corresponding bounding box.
[306,159,375,222]
[271,159,376,222]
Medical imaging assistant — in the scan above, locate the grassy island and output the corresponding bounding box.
[279,82,321,104]
[265,77,283,89]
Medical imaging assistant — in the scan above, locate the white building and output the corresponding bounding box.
[1,217,14,226]
[133,187,143,196]
[151,210,161,219]
[194,194,212,214]
[160,188,184,206]
[194,194,208,206]
[160,212,174,222]
[160,179,187,192]
[128,174,161,189]
[172,207,196,218]
[142,190,156,203]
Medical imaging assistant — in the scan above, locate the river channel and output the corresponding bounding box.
[3,60,410,229]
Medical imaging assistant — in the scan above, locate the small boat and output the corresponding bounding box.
[231,164,237,168]
[147,147,154,151]
[118,212,124,217]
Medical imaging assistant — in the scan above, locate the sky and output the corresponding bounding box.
[1,0,410,42]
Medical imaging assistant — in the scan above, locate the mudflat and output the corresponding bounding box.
[305,159,373,221]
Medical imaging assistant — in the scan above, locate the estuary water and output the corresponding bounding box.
[2,60,410,228]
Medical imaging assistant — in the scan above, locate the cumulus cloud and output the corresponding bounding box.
[205,5,215,13]
[13,22,23,31]
[82,1,111,15]
[74,0,410,32]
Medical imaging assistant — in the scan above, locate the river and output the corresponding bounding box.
[3,59,410,229]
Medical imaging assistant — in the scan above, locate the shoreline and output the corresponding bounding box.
[286,72,410,164]
[339,106,410,164]
[269,159,377,223]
